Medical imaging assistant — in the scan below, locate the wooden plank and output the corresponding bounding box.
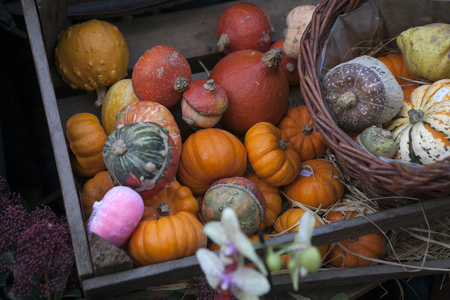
[20,0,94,281]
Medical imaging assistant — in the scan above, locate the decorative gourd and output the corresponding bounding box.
[277,105,327,161]
[102,122,179,199]
[181,79,229,128]
[66,113,107,177]
[128,211,207,266]
[387,79,450,165]
[114,101,182,155]
[141,180,199,220]
[88,186,144,247]
[209,48,290,134]
[244,122,301,187]
[283,159,345,209]
[323,55,403,131]
[397,23,450,82]
[245,172,282,231]
[216,2,273,54]
[201,177,266,236]
[376,53,415,86]
[356,126,397,159]
[101,79,139,136]
[80,170,115,220]
[325,210,386,268]
[283,5,316,59]
[54,19,129,106]
[177,128,247,195]
[269,39,299,86]
[132,45,191,108]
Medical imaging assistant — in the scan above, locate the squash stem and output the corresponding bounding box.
[95,86,107,107]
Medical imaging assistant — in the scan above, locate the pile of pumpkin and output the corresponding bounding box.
[56,2,448,271]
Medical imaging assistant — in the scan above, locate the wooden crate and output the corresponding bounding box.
[20,0,450,298]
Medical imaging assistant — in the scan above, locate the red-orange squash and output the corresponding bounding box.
[269,39,299,86]
[278,105,327,161]
[283,159,345,209]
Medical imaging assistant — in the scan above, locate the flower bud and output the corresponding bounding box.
[298,246,321,273]
[265,248,283,273]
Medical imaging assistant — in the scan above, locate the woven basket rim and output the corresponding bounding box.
[298,0,450,200]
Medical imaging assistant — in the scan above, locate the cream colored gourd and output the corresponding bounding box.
[323,55,403,131]
[283,5,316,59]
[387,79,450,165]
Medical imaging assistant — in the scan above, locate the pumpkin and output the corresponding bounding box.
[141,180,198,220]
[273,207,329,262]
[325,210,386,268]
[128,211,207,266]
[177,128,247,195]
[216,2,273,54]
[80,170,115,220]
[54,19,129,106]
[397,23,450,82]
[387,79,450,165]
[102,122,179,199]
[283,5,316,59]
[283,159,345,209]
[114,100,182,155]
[355,126,397,159]
[245,122,301,187]
[101,79,139,136]
[132,45,191,108]
[277,105,327,161]
[209,48,290,134]
[245,171,282,231]
[269,39,299,86]
[323,55,403,131]
[377,53,415,86]
[201,176,266,236]
[181,79,229,128]
[66,113,107,177]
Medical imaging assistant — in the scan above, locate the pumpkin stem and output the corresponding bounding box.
[174,77,189,93]
[408,108,424,124]
[94,86,107,107]
[302,124,313,135]
[111,140,127,156]
[279,140,287,150]
[217,33,231,53]
[262,48,284,69]
[286,62,295,73]
[157,202,171,216]
[337,92,357,109]
[203,79,216,91]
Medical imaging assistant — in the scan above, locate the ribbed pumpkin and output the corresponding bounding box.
[377,53,415,86]
[141,180,198,220]
[325,210,386,268]
[102,122,179,199]
[278,105,327,161]
[387,79,450,165]
[66,112,107,177]
[177,128,247,195]
[114,101,182,155]
[245,171,282,231]
[128,211,207,266]
[245,122,301,187]
[80,170,115,220]
[283,159,345,209]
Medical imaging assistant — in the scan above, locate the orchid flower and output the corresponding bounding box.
[203,207,268,275]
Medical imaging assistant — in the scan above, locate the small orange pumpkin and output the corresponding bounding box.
[245,122,301,187]
[377,53,415,86]
[80,170,115,220]
[325,210,386,268]
[278,105,327,161]
[283,159,345,209]
[177,128,247,195]
[141,180,199,221]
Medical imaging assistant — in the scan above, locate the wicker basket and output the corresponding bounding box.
[298,0,450,200]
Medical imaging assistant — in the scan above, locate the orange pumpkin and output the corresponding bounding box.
[377,53,415,86]
[80,171,115,220]
[325,211,386,268]
[283,159,345,209]
[66,113,107,177]
[245,172,282,231]
[245,122,301,187]
[128,211,207,266]
[177,128,247,195]
[278,105,327,161]
[141,180,199,220]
